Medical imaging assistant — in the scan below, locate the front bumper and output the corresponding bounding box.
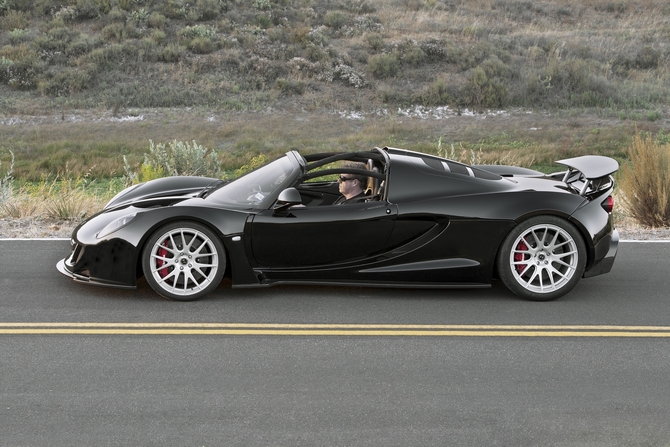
[56,249,137,290]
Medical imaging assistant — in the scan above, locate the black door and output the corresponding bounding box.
[249,201,397,268]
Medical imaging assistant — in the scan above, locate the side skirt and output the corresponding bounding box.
[232,280,491,289]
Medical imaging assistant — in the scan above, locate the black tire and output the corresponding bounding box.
[142,221,226,301]
[497,215,586,301]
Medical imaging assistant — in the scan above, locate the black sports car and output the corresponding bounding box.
[57,147,619,301]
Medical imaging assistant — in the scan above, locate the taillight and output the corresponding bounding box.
[601,195,614,213]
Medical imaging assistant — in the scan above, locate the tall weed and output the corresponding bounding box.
[0,150,14,205]
[619,132,670,228]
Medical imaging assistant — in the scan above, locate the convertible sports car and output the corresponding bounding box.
[57,147,619,301]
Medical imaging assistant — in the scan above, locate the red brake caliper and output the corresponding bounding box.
[156,240,170,278]
[514,240,528,275]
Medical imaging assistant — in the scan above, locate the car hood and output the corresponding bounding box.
[105,176,224,210]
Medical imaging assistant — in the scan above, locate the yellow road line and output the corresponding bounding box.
[2,323,670,337]
[2,322,670,330]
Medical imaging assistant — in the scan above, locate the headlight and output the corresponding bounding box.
[97,212,141,239]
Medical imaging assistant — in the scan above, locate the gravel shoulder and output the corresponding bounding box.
[1,217,668,240]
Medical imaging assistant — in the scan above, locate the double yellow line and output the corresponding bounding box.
[2,322,670,337]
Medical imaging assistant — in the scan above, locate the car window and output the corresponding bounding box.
[206,156,295,208]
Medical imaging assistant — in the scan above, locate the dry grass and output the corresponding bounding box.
[618,132,670,227]
[1,172,111,222]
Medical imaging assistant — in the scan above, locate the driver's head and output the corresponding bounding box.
[338,162,368,197]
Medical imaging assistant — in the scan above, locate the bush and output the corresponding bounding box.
[195,0,221,20]
[9,28,31,44]
[368,53,399,79]
[157,43,183,62]
[37,67,92,96]
[178,24,216,39]
[0,10,28,31]
[635,46,660,70]
[75,0,103,20]
[324,10,348,29]
[0,56,13,83]
[141,140,222,179]
[187,37,215,54]
[466,66,507,108]
[619,132,670,227]
[365,33,384,52]
[418,77,451,106]
[275,78,306,95]
[148,12,168,28]
[102,22,139,41]
[4,56,44,89]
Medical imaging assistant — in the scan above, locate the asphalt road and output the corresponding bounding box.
[1,240,670,446]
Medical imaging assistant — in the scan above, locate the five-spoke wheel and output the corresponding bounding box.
[497,216,586,301]
[142,221,226,301]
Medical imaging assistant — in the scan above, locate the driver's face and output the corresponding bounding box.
[338,175,358,196]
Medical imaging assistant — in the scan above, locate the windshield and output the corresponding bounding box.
[206,155,296,208]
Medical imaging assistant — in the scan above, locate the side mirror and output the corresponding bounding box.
[273,187,302,216]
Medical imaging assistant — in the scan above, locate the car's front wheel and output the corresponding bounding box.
[497,216,586,301]
[142,221,226,301]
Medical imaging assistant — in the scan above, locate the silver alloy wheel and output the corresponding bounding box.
[148,227,220,298]
[509,223,579,294]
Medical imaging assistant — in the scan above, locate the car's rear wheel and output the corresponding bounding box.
[497,216,586,301]
[142,221,225,301]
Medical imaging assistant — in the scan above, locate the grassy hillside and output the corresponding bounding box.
[1,0,670,180]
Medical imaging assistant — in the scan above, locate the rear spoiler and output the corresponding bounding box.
[555,155,619,196]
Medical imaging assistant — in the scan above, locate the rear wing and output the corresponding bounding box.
[555,155,619,196]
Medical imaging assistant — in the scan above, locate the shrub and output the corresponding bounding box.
[324,10,348,29]
[401,44,426,66]
[275,78,306,95]
[619,132,670,227]
[37,67,92,96]
[86,44,124,68]
[365,33,384,52]
[5,56,43,89]
[129,8,150,24]
[178,24,216,39]
[368,53,399,78]
[75,0,102,20]
[107,7,126,23]
[0,10,28,31]
[352,15,383,34]
[158,43,183,62]
[148,12,168,28]
[0,56,13,83]
[65,35,96,57]
[635,46,660,70]
[188,37,216,54]
[8,28,30,44]
[253,0,271,11]
[151,29,166,44]
[419,77,451,106]
[195,0,221,20]
[466,66,507,108]
[141,140,222,179]
[102,23,131,41]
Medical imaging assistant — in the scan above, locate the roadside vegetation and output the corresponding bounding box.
[1,0,670,228]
